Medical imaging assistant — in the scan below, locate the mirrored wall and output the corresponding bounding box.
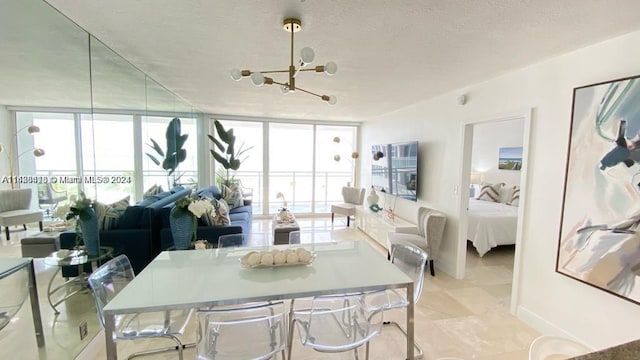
[0,0,201,357]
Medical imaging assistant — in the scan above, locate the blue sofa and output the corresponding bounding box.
[59,187,191,274]
[158,185,252,250]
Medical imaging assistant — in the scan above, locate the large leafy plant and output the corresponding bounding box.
[146,117,188,189]
[208,120,252,185]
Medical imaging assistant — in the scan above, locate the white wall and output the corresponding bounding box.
[0,106,11,190]
[359,30,640,349]
[471,119,523,189]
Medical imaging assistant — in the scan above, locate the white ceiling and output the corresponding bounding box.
[13,1,640,121]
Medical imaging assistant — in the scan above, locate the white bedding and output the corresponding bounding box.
[467,199,518,257]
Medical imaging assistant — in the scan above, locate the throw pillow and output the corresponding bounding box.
[508,186,520,206]
[143,184,163,199]
[221,184,244,209]
[203,198,231,226]
[93,196,130,231]
[476,182,504,202]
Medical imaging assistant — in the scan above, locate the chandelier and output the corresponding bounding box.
[230,18,338,105]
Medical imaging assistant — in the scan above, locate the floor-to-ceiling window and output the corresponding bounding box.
[16,110,199,205]
[81,113,135,202]
[269,123,314,214]
[213,118,358,216]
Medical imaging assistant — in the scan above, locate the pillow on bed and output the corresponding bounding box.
[476,182,504,202]
[508,186,520,206]
[498,186,514,203]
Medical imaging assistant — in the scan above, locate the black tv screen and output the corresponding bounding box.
[390,141,418,201]
[371,141,418,201]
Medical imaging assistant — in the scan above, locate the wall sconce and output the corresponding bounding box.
[332,136,359,186]
[0,125,45,189]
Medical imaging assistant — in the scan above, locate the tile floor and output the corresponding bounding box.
[0,217,538,359]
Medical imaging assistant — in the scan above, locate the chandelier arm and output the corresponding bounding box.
[298,68,322,72]
[295,86,323,98]
[270,80,288,87]
[256,69,290,74]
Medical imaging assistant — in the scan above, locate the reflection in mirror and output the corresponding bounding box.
[1,0,202,359]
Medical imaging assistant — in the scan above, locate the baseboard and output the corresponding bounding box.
[75,329,104,360]
[516,305,592,348]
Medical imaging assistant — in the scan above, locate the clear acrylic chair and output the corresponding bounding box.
[217,233,245,248]
[288,230,301,244]
[287,292,384,360]
[366,241,428,358]
[0,263,29,332]
[196,301,287,360]
[87,255,194,360]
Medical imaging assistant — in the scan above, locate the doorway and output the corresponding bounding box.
[457,109,532,314]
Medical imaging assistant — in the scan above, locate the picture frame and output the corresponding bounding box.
[498,146,523,170]
[557,74,640,305]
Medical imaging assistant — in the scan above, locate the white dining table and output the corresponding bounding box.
[0,258,45,347]
[103,240,416,359]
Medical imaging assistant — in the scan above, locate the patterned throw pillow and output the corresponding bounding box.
[221,184,244,209]
[203,198,231,226]
[476,182,504,202]
[143,184,163,199]
[508,186,520,206]
[93,196,130,231]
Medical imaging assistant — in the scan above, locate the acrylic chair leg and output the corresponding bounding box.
[287,299,296,360]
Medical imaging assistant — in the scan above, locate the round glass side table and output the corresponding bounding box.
[43,246,114,314]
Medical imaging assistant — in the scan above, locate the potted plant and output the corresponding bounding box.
[65,193,99,256]
[208,120,252,187]
[145,117,189,189]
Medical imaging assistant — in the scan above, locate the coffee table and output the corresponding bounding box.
[272,211,300,245]
[43,246,113,314]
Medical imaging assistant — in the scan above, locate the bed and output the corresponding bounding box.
[467,198,519,257]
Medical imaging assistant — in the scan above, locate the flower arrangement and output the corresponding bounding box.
[65,193,93,249]
[172,195,214,243]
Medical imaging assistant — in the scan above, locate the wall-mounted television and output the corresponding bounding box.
[371,141,418,201]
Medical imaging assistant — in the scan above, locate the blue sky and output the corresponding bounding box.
[499,147,522,159]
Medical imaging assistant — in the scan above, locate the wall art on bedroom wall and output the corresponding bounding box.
[498,146,523,170]
[557,74,640,305]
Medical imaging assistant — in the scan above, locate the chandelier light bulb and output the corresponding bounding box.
[251,72,266,86]
[324,61,338,75]
[230,69,243,81]
[33,148,45,157]
[333,136,341,143]
[328,95,337,105]
[280,85,290,94]
[27,125,40,133]
[299,47,315,65]
[333,154,341,162]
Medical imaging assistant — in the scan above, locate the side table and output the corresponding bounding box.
[272,212,300,245]
[43,246,113,314]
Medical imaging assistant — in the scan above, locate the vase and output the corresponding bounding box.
[367,187,379,206]
[79,207,99,256]
[170,206,194,250]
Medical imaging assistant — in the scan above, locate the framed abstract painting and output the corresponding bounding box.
[557,75,640,305]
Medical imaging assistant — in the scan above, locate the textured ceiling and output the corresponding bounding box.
[11,0,640,120]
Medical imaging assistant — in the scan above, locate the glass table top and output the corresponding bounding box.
[44,247,113,267]
[104,240,412,314]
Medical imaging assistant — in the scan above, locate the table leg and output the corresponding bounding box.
[105,312,118,359]
[27,260,45,347]
[407,283,415,360]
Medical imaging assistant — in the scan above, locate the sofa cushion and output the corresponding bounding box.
[197,185,222,200]
[221,184,244,209]
[117,206,145,229]
[143,184,164,198]
[202,199,231,226]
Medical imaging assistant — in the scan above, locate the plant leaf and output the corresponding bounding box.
[145,153,161,166]
[210,149,231,169]
[207,134,225,152]
[229,158,241,171]
[148,138,164,156]
[214,120,233,144]
[176,134,188,149]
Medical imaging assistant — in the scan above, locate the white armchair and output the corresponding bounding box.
[330,186,365,227]
[0,189,43,240]
[387,206,446,276]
